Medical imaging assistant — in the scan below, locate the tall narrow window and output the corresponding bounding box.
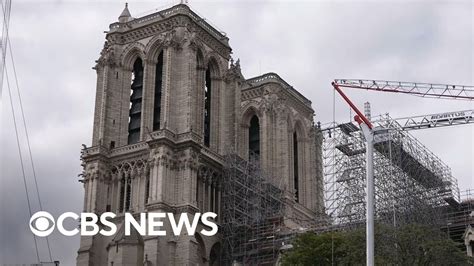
[128,58,144,144]
[293,132,299,202]
[196,176,200,208]
[204,68,211,147]
[125,178,131,211]
[210,184,215,212]
[106,187,111,212]
[145,176,150,205]
[119,178,125,212]
[153,51,164,131]
[249,115,260,159]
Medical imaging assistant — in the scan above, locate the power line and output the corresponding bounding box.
[2,0,53,262]
[1,0,12,97]
[8,36,53,262]
[5,67,41,263]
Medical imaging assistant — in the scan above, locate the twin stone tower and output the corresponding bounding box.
[77,3,325,265]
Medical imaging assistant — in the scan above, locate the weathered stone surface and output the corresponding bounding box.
[78,3,324,265]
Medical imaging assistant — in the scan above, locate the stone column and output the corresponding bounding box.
[83,178,90,212]
[217,184,222,221]
[94,64,109,145]
[150,158,158,202]
[90,174,98,212]
[116,173,122,213]
[210,77,222,151]
[201,178,207,212]
[241,122,250,159]
[132,170,140,211]
[156,158,166,202]
[140,59,156,140]
[192,172,198,206]
[195,65,205,140]
[213,184,217,212]
[119,69,133,146]
[123,173,129,211]
[207,182,212,212]
[110,177,116,212]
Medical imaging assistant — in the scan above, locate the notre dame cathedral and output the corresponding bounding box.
[77,3,324,266]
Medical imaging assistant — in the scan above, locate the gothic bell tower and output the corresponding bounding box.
[77,3,242,265]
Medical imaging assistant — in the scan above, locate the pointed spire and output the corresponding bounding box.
[118,3,131,23]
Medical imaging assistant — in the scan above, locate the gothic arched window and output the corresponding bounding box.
[128,58,143,144]
[125,178,131,211]
[119,178,125,212]
[204,67,211,147]
[293,131,299,202]
[118,174,132,212]
[145,175,150,205]
[153,51,164,131]
[249,115,260,159]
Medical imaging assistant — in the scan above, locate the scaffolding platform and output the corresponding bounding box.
[442,189,474,249]
[221,154,284,265]
[322,114,460,227]
[374,140,443,189]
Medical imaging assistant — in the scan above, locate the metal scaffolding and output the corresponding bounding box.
[323,114,460,227]
[221,153,284,266]
[442,189,474,249]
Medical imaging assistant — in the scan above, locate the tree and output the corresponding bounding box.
[395,224,469,266]
[281,224,471,266]
[282,231,346,265]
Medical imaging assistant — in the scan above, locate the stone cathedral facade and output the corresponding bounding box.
[77,3,324,266]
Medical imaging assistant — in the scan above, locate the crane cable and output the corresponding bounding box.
[2,0,53,262]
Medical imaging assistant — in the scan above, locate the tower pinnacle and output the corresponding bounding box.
[118,3,131,23]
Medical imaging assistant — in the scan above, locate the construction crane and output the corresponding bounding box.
[331,79,474,132]
[322,109,474,133]
[330,79,473,266]
[334,79,474,100]
[385,109,473,131]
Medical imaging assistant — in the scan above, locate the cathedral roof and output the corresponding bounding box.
[245,72,313,109]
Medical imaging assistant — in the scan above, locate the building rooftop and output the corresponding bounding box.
[108,3,230,48]
[246,72,313,108]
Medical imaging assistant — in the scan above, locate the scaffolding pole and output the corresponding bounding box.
[221,153,284,266]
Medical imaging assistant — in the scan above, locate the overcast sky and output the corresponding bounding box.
[1,0,472,264]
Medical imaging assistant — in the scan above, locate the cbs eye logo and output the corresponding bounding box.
[29,211,55,237]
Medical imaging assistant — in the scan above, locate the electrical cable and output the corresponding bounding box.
[1,0,12,97]
[8,36,53,262]
[5,67,41,263]
[2,0,53,262]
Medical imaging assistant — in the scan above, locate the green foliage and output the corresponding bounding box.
[281,224,471,266]
[282,231,346,265]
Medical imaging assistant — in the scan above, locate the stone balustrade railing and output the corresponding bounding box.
[109,4,229,45]
[246,72,312,106]
[82,129,223,163]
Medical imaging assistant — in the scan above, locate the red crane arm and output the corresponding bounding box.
[332,82,373,129]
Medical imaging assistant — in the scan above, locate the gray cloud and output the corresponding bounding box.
[1,0,472,265]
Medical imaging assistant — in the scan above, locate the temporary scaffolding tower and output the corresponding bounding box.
[323,114,460,227]
[221,153,284,265]
[442,189,474,249]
